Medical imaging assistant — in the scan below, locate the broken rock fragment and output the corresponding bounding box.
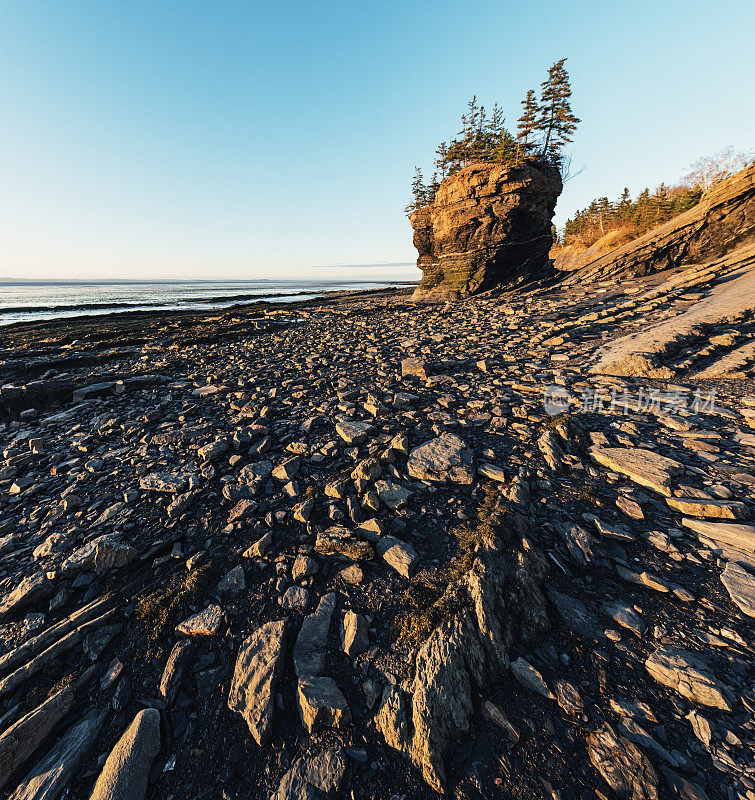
[228,619,287,746]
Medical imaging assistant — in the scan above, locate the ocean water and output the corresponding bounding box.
[0,273,418,326]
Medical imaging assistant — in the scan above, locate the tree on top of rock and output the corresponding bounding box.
[536,58,580,163]
[405,166,430,214]
[515,89,539,159]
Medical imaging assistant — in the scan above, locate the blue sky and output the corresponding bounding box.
[0,0,752,280]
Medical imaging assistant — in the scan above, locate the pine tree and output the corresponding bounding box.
[434,142,449,180]
[536,58,580,163]
[405,166,428,215]
[429,172,441,201]
[516,89,539,160]
[493,129,517,165]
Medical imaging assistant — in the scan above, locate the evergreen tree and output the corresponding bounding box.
[516,89,539,159]
[536,58,580,163]
[434,142,449,180]
[404,166,428,215]
[493,129,517,164]
[429,172,441,200]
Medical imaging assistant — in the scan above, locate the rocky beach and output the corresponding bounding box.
[1,163,755,800]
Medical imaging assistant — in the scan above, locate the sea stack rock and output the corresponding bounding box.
[410,160,562,302]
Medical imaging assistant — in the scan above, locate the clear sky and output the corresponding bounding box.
[0,0,752,281]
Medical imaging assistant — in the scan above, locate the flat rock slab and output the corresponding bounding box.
[407,434,475,484]
[0,686,74,792]
[176,605,225,636]
[228,620,287,745]
[681,518,755,552]
[9,710,104,800]
[335,418,373,445]
[587,723,659,800]
[0,572,53,621]
[89,708,161,800]
[547,588,605,641]
[645,644,733,710]
[721,561,755,618]
[591,448,683,496]
[667,497,747,519]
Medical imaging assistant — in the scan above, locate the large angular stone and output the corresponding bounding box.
[293,593,335,679]
[410,610,485,792]
[297,677,350,733]
[588,723,659,800]
[376,536,418,578]
[335,419,373,445]
[0,573,53,621]
[666,497,747,519]
[720,561,755,618]
[228,620,287,746]
[645,644,733,710]
[88,708,161,800]
[407,434,475,484]
[0,687,74,792]
[176,605,225,636]
[591,448,683,496]
[275,746,348,800]
[60,534,136,576]
[681,518,755,552]
[8,710,104,800]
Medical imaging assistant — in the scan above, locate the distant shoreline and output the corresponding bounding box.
[0,283,418,332]
[0,280,419,327]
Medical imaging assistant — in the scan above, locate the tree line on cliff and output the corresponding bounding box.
[406,58,579,214]
[559,147,754,247]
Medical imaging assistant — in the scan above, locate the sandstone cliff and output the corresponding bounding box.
[564,162,755,284]
[411,161,562,302]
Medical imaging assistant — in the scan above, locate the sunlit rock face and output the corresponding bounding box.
[410,160,562,302]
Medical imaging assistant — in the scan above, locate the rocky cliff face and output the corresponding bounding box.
[411,161,562,302]
[565,162,755,284]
